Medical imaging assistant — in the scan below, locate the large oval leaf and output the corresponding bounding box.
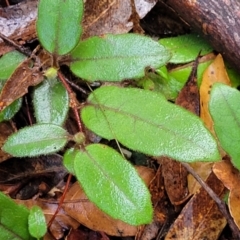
[70,34,171,81]
[2,124,68,157]
[36,0,83,55]
[33,78,69,125]
[73,144,153,225]
[209,83,240,169]
[81,86,220,162]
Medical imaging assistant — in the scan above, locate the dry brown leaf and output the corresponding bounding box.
[0,0,38,48]
[188,54,231,194]
[213,157,240,229]
[158,157,189,205]
[63,166,155,236]
[200,54,231,134]
[165,173,226,240]
[0,121,15,162]
[0,58,43,111]
[0,0,157,47]
[82,0,133,39]
[136,166,167,240]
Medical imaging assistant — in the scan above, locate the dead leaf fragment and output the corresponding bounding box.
[0,0,38,44]
[0,121,15,162]
[213,157,240,229]
[200,54,231,134]
[137,166,168,240]
[82,0,133,39]
[159,157,189,205]
[165,173,226,240]
[0,58,43,111]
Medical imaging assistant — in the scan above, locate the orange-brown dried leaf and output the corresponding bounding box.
[64,182,137,236]
[158,157,189,205]
[165,173,226,240]
[0,58,44,111]
[213,157,240,229]
[0,121,15,162]
[187,162,213,194]
[64,166,154,236]
[200,54,231,134]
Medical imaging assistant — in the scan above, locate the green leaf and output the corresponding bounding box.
[81,86,220,162]
[209,83,240,169]
[0,51,26,80]
[63,148,77,174]
[70,34,171,81]
[33,78,69,125]
[28,206,47,239]
[0,192,33,240]
[74,144,153,225]
[159,34,212,64]
[36,0,83,55]
[2,124,68,157]
[0,98,22,122]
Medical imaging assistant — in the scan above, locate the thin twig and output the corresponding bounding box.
[182,162,240,238]
[47,173,72,228]
[64,77,89,95]
[0,32,32,57]
[57,71,83,132]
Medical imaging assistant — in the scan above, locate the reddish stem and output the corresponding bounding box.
[47,173,72,228]
[57,71,83,132]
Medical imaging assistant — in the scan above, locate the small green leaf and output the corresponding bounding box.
[70,34,171,81]
[0,192,33,240]
[36,0,83,55]
[209,83,240,169]
[3,124,69,157]
[159,34,212,64]
[74,144,153,225]
[33,78,69,125]
[0,51,26,80]
[63,148,77,174]
[0,98,22,122]
[81,86,220,162]
[28,206,47,239]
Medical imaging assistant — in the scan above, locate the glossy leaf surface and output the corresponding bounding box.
[37,0,83,55]
[74,144,153,225]
[33,78,69,125]
[28,206,47,239]
[81,86,220,162]
[3,124,68,157]
[70,34,171,81]
[209,83,240,169]
[159,34,212,64]
[0,192,33,240]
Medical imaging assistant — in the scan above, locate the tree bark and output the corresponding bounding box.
[162,0,240,73]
